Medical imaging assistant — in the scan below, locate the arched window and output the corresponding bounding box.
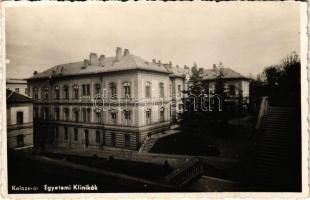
[145,81,151,98]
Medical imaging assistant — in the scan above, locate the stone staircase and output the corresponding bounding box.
[139,137,158,152]
[253,106,301,191]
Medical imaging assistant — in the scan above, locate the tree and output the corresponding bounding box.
[261,52,300,106]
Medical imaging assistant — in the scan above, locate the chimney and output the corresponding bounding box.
[176,65,179,68]
[99,55,105,66]
[169,61,172,68]
[123,49,129,56]
[158,60,161,67]
[116,47,122,61]
[152,59,156,64]
[89,53,99,65]
[213,64,217,70]
[184,65,189,70]
[33,71,38,75]
[84,59,90,67]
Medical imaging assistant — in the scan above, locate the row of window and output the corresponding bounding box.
[35,107,165,125]
[208,85,237,96]
[31,81,180,100]
[54,127,131,148]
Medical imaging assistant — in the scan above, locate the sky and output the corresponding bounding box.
[5,2,301,79]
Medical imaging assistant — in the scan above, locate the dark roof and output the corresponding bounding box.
[28,54,172,80]
[7,89,32,104]
[201,67,249,81]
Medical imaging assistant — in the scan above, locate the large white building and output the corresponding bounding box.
[27,47,188,151]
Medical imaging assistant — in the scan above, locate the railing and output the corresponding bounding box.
[163,158,204,187]
[255,96,269,130]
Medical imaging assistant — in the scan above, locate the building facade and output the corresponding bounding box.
[6,78,29,96]
[7,89,33,149]
[201,64,250,109]
[27,47,187,151]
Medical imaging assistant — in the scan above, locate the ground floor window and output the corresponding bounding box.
[16,134,24,147]
[55,127,59,138]
[74,128,78,141]
[64,127,68,140]
[125,134,130,148]
[96,130,100,143]
[85,129,89,148]
[111,133,116,146]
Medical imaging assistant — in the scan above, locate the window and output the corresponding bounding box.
[87,84,90,95]
[124,110,131,125]
[82,84,90,96]
[146,110,151,125]
[55,127,59,138]
[74,128,78,141]
[110,82,117,98]
[111,133,116,146]
[43,107,49,120]
[54,85,60,100]
[229,85,236,96]
[125,134,130,148]
[85,129,89,148]
[63,85,69,100]
[82,108,90,122]
[177,85,181,97]
[33,107,39,119]
[54,107,60,120]
[169,84,172,97]
[178,104,183,111]
[94,84,101,95]
[25,88,28,95]
[123,82,131,98]
[74,109,79,122]
[64,127,68,140]
[33,87,38,99]
[159,82,164,98]
[96,111,102,123]
[160,107,165,122]
[43,87,49,100]
[15,88,19,93]
[63,108,69,121]
[111,112,117,125]
[96,131,100,143]
[145,81,151,98]
[73,84,79,99]
[16,112,23,125]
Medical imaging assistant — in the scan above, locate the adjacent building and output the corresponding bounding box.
[200,63,250,109]
[27,47,187,151]
[6,78,29,96]
[7,89,33,149]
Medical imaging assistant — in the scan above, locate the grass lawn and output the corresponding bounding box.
[149,133,220,156]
